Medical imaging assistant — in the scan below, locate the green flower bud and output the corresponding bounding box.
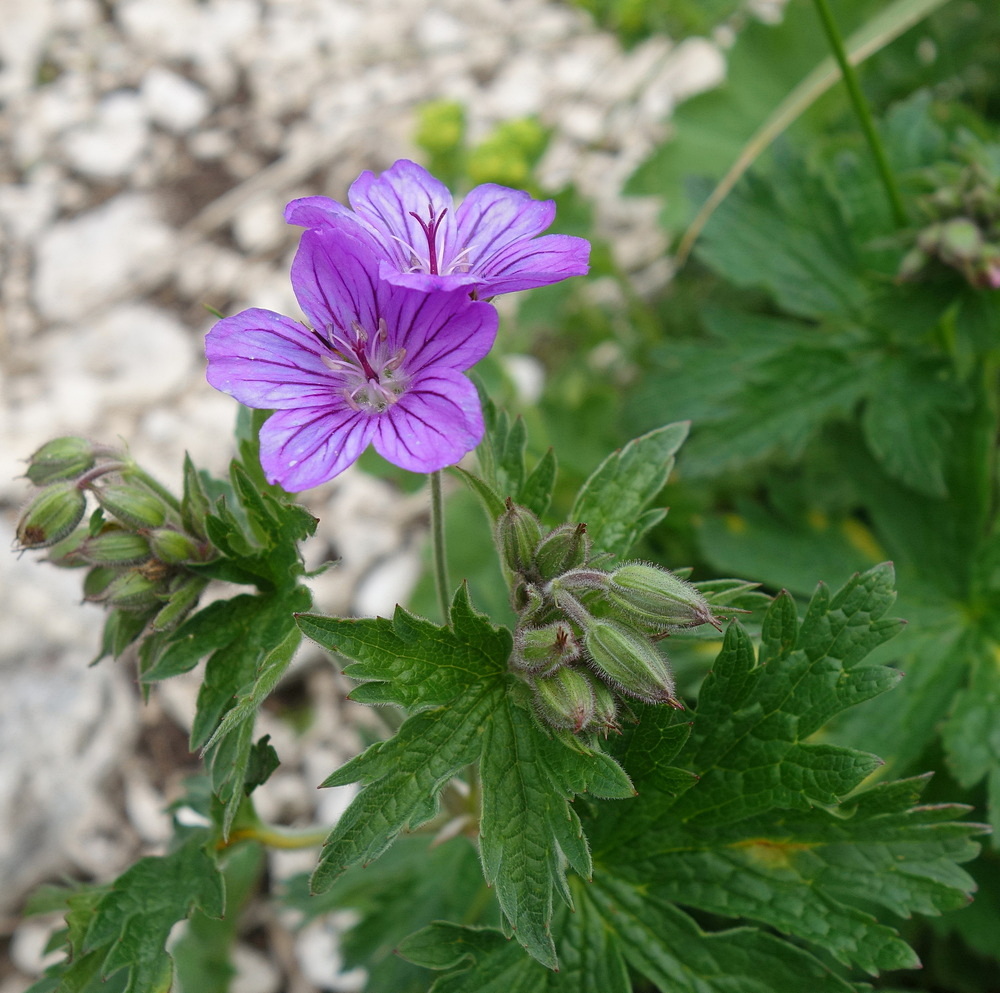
[495,498,543,576]
[25,437,98,485]
[101,569,164,610]
[147,527,204,564]
[534,523,590,580]
[80,528,151,566]
[511,621,581,674]
[606,563,719,630]
[44,526,90,567]
[16,483,88,549]
[532,666,596,733]
[584,619,681,707]
[588,679,621,736]
[94,484,167,529]
[938,217,982,266]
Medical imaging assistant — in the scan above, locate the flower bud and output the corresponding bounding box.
[606,563,719,630]
[94,484,167,529]
[588,679,621,736]
[25,437,98,485]
[16,483,88,549]
[79,528,151,567]
[147,528,204,565]
[938,216,982,267]
[102,569,163,610]
[495,498,543,576]
[534,523,590,580]
[532,666,596,733]
[511,621,581,674]
[584,619,681,707]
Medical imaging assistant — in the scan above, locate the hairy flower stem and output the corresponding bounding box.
[221,824,331,850]
[812,0,907,228]
[430,470,450,624]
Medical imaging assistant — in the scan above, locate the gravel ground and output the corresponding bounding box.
[0,1,725,989]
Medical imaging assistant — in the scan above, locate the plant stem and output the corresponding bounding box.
[812,0,908,228]
[430,470,451,624]
[221,824,330,850]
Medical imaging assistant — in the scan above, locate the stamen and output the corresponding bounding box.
[408,202,448,275]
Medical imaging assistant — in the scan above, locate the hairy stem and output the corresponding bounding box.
[430,470,450,623]
[812,0,907,227]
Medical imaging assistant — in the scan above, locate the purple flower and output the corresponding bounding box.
[206,228,498,491]
[285,159,590,298]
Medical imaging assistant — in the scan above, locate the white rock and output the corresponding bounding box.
[62,89,150,180]
[296,917,367,993]
[0,166,61,242]
[353,549,424,618]
[231,944,282,993]
[232,193,288,254]
[141,66,211,134]
[33,193,175,322]
[41,303,196,409]
[8,916,65,976]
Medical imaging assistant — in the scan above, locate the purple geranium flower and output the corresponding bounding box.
[206,228,498,491]
[284,159,590,298]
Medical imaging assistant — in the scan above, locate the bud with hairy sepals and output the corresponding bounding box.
[148,528,205,565]
[495,498,543,576]
[606,562,719,630]
[79,529,151,567]
[511,621,581,674]
[583,618,681,707]
[535,522,590,580]
[25,437,99,485]
[532,666,597,733]
[93,484,167,529]
[16,483,88,549]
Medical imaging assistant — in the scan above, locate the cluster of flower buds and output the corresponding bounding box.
[898,156,1000,289]
[495,499,721,737]
[15,437,213,653]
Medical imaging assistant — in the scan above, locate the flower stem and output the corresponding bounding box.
[812,0,907,228]
[220,824,330,850]
[430,470,450,624]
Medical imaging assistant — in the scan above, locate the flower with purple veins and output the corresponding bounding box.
[285,159,590,298]
[205,227,498,492]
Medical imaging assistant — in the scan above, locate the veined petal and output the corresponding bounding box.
[454,183,556,265]
[380,282,498,374]
[471,232,591,296]
[285,195,357,228]
[205,309,335,409]
[290,227,383,340]
[259,406,376,491]
[348,160,459,273]
[372,369,484,473]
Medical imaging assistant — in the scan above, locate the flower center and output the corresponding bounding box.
[398,202,473,277]
[317,318,409,414]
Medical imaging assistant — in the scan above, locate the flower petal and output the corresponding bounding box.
[468,232,591,296]
[455,183,556,261]
[290,227,383,339]
[205,309,335,409]
[348,160,458,273]
[259,406,375,491]
[284,195,357,228]
[372,369,484,473]
[380,281,498,374]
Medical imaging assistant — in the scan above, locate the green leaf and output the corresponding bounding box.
[571,422,689,559]
[301,586,634,969]
[479,699,634,969]
[861,355,969,498]
[33,835,225,993]
[283,835,499,993]
[204,626,302,838]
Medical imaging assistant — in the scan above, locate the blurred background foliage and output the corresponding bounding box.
[401,1,1000,989]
